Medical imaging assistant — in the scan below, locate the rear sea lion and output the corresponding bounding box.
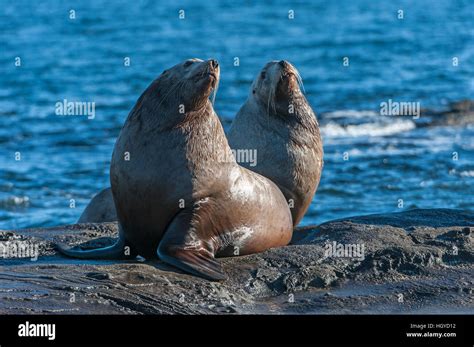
[77,188,116,223]
[228,60,323,226]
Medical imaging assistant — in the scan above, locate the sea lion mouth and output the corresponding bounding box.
[189,60,220,105]
[281,72,297,84]
[208,72,218,88]
[276,70,304,101]
[207,72,218,83]
[276,60,304,92]
[193,60,219,85]
[194,71,218,89]
[193,73,217,90]
[276,72,298,98]
[195,72,216,80]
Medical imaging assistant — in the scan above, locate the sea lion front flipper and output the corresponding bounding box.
[157,211,226,281]
[56,238,135,260]
[56,225,137,260]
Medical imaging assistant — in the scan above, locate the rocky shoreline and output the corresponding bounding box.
[0,208,472,314]
[318,99,474,129]
[418,99,474,127]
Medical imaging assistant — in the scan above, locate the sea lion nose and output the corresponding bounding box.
[209,59,219,69]
[279,60,288,68]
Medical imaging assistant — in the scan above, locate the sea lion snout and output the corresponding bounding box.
[274,60,294,74]
[187,59,220,100]
[277,60,297,79]
[278,60,290,69]
[209,59,219,69]
[206,59,220,87]
[193,59,219,82]
[249,60,303,112]
[275,61,303,99]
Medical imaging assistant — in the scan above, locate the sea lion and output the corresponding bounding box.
[228,60,323,227]
[57,58,293,281]
[78,60,323,227]
[77,187,116,223]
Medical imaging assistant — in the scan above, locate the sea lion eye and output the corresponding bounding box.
[260,71,266,79]
[184,61,193,67]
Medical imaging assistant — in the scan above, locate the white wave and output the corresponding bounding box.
[322,110,378,119]
[460,170,474,177]
[0,196,30,207]
[321,119,416,138]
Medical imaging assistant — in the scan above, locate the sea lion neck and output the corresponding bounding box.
[181,103,236,174]
[138,97,212,133]
[175,101,215,129]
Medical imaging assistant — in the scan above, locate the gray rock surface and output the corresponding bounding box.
[0,208,472,314]
[418,99,474,127]
[318,99,474,128]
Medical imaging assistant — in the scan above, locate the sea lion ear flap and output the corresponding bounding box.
[156,69,171,90]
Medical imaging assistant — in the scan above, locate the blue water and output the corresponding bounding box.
[0,0,473,229]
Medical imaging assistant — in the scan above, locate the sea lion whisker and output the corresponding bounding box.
[267,90,272,116]
[210,78,219,105]
[156,80,185,111]
[271,78,277,114]
[175,80,187,104]
[294,69,305,94]
[266,75,276,116]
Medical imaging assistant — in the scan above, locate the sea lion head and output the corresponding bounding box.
[250,60,304,116]
[155,58,220,112]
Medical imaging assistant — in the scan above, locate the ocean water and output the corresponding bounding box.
[0,0,473,229]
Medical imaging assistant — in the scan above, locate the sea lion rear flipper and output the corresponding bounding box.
[157,211,226,281]
[158,245,226,281]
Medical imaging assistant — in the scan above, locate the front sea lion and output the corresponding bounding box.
[58,59,293,281]
[228,60,323,227]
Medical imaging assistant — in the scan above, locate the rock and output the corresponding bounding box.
[0,208,472,314]
[418,99,474,127]
[450,100,474,113]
